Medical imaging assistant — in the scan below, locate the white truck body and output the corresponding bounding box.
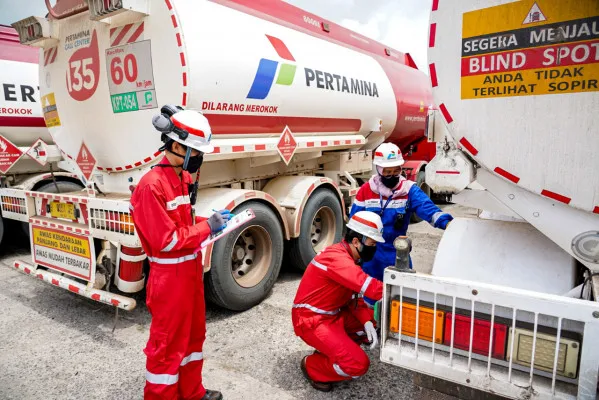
[380,1,599,399]
[0,25,82,241]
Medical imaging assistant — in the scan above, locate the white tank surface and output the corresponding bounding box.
[429,0,599,214]
[0,26,51,147]
[40,0,433,172]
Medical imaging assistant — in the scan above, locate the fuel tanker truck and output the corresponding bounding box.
[378,1,599,399]
[0,25,83,243]
[4,0,433,312]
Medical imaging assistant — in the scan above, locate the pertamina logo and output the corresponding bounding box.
[248,34,380,99]
[201,34,380,114]
[247,35,297,100]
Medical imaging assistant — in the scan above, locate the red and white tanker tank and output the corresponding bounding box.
[22,0,432,176]
[0,26,50,141]
[0,25,59,175]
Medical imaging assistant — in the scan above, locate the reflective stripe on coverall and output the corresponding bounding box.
[130,156,211,400]
[292,241,383,382]
[350,177,453,305]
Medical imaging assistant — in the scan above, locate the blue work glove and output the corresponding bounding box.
[207,210,231,234]
[218,209,233,222]
[436,214,453,230]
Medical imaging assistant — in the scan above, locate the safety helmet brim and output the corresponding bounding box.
[346,219,385,243]
[166,132,215,154]
[372,158,405,168]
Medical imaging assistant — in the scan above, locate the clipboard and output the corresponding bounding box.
[198,208,255,249]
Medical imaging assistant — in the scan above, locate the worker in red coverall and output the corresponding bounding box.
[292,211,385,392]
[131,105,230,400]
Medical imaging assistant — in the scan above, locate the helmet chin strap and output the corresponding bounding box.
[169,145,193,170]
[182,146,192,171]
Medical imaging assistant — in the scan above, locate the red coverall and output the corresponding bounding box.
[292,241,383,382]
[130,156,212,400]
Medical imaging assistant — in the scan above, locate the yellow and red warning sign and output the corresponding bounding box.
[41,92,61,127]
[32,226,93,281]
[461,1,599,99]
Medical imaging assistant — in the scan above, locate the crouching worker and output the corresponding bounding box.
[130,105,229,400]
[292,211,385,392]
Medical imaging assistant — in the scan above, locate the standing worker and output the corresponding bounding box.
[350,142,453,292]
[292,211,385,392]
[130,105,230,400]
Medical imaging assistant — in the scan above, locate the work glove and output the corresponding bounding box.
[207,210,232,234]
[437,214,453,230]
[364,321,378,350]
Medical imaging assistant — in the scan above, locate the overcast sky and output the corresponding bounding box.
[285,0,432,70]
[0,0,431,69]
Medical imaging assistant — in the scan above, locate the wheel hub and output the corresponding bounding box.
[230,225,272,288]
[310,207,336,253]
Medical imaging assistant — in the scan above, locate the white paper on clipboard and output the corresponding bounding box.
[199,209,255,249]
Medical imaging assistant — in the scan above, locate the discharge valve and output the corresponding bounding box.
[391,236,415,273]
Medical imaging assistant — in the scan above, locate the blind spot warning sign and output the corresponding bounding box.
[461,0,599,99]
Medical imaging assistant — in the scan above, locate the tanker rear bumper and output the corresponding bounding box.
[13,260,136,311]
[380,271,599,400]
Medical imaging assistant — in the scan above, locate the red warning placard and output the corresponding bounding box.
[276,126,297,165]
[76,142,96,180]
[0,135,24,173]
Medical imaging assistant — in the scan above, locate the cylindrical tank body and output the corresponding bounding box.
[429,0,599,214]
[0,25,51,146]
[41,0,431,171]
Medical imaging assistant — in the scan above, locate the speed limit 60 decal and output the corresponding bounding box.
[105,40,158,113]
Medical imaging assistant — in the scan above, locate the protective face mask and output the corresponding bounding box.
[172,148,204,173]
[184,153,204,174]
[380,174,400,189]
[357,240,377,263]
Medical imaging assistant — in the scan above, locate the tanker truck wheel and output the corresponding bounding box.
[20,180,85,236]
[287,188,343,271]
[205,202,283,311]
[411,171,431,223]
[0,217,5,245]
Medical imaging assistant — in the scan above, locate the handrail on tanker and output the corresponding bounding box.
[45,0,89,20]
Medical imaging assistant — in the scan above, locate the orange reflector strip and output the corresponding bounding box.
[390,300,445,343]
[119,213,134,234]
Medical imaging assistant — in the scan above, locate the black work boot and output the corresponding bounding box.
[201,389,223,400]
[301,356,333,392]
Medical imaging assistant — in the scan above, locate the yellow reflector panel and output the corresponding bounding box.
[389,300,444,343]
[507,328,580,378]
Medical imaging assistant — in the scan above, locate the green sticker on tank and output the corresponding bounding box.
[111,92,139,113]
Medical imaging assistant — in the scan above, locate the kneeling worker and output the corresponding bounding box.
[292,211,385,392]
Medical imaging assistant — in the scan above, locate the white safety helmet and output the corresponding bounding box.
[346,211,385,243]
[373,143,404,168]
[168,110,214,153]
[153,106,214,154]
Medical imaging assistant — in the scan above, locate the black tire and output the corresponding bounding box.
[0,217,4,246]
[205,201,284,311]
[287,188,343,271]
[411,171,431,223]
[21,180,85,236]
